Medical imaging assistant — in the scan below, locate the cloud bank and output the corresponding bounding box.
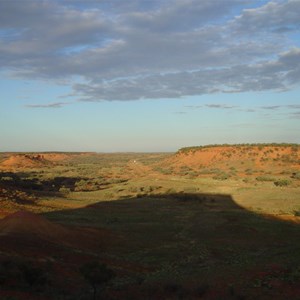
[25,102,70,108]
[1,0,300,102]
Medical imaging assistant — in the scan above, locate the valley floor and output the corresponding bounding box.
[0,149,299,299]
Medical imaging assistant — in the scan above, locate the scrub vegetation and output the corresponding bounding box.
[0,144,300,299]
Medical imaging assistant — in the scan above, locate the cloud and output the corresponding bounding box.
[174,111,187,115]
[241,109,257,113]
[232,0,300,36]
[205,104,237,109]
[258,104,300,111]
[25,102,70,108]
[122,0,242,33]
[72,48,300,101]
[1,0,300,101]
[184,105,203,109]
[260,106,281,110]
[290,111,300,119]
[287,104,300,109]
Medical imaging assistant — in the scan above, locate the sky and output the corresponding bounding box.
[0,0,300,152]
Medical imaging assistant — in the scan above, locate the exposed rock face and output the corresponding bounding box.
[0,154,52,169]
[164,145,300,170]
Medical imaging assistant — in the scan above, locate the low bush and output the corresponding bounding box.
[183,186,198,193]
[245,168,253,175]
[19,262,47,288]
[293,210,300,217]
[256,176,275,182]
[166,188,177,194]
[80,261,115,300]
[58,186,71,194]
[274,179,292,187]
[291,172,300,180]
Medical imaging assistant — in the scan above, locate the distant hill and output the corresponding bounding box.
[161,144,300,175]
[0,152,88,169]
[0,154,53,169]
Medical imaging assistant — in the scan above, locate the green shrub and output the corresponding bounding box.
[74,179,100,192]
[291,172,300,180]
[198,169,214,175]
[129,186,138,193]
[256,176,275,182]
[104,192,114,199]
[245,168,253,175]
[166,188,177,194]
[143,185,160,193]
[0,176,14,181]
[19,262,47,288]
[293,210,300,217]
[154,167,173,175]
[80,261,115,300]
[274,179,292,187]
[183,186,198,193]
[59,186,71,194]
[280,170,291,175]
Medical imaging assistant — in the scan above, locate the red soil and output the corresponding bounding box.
[164,145,300,171]
[0,210,68,239]
[0,210,113,257]
[0,154,52,169]
[0,153,92,169]
[39,153,72,162]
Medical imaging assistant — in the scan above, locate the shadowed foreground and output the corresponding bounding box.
[0,192,299,299]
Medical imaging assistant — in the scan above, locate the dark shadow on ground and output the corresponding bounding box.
[42,192,300,299]
[1,192,300,299]
[0,171,119,205]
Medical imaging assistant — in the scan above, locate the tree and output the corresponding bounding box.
[19,263,47,288]
[80,261,115,300]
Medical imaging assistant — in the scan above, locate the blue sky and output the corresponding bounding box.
[0,0,300,152]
